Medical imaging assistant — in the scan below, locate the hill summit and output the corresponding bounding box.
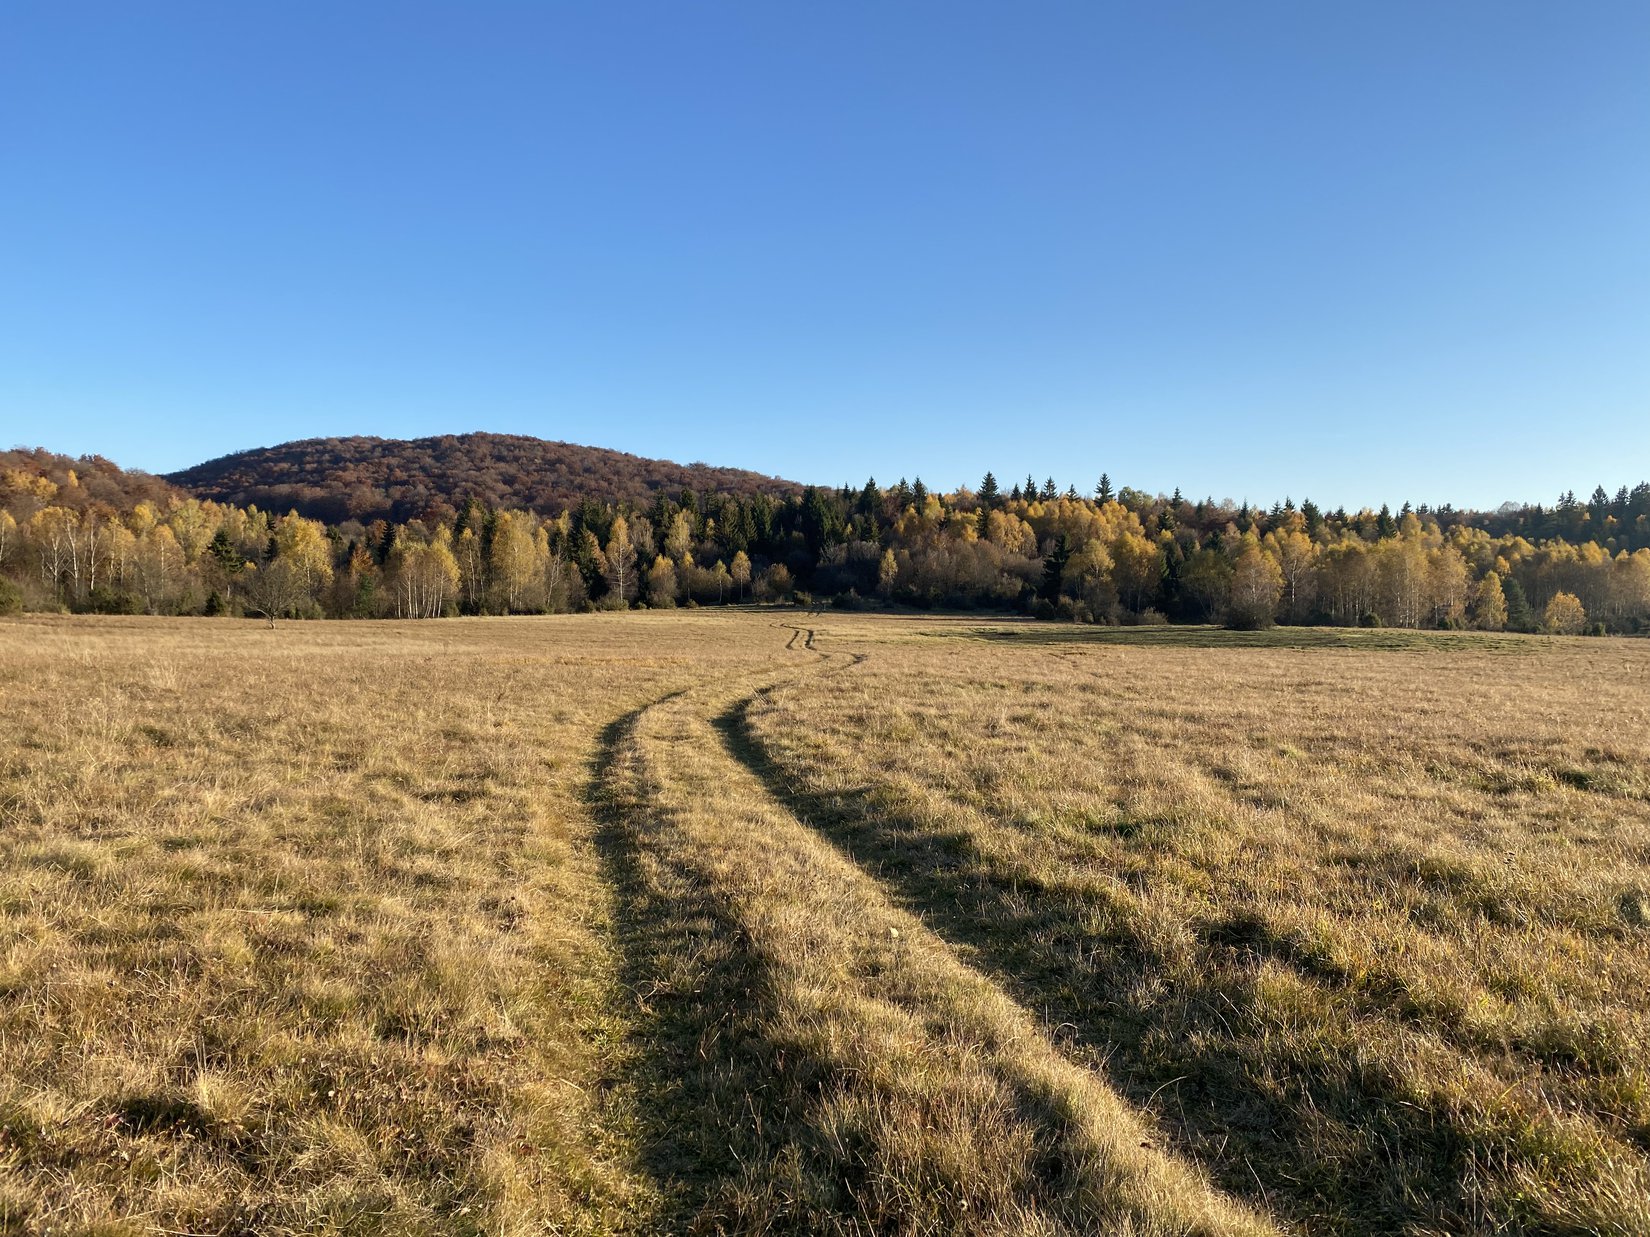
[166,432,805,524]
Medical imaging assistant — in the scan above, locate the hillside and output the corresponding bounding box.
[0,447,184,513]
[166,433,806,523]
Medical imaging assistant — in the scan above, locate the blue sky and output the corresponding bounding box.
[3,2,1646,510]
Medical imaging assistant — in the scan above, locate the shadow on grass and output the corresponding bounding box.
[715,695,1554,1237]
[586,699,845,1232]
[589,694,1173,1234]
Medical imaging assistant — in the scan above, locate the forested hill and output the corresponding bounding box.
[0,447,183,511]
[165,433,806,523]
[6,437,1648,635]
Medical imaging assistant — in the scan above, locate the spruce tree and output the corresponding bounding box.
[1503,576,1536,631]
[859,478,881,515]
[209,529,244,576]
[1040,533,1071,601]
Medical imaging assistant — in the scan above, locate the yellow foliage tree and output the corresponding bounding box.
[489,511,543,612]
[645,555,677,608]
[730,550,752,602]
[603,515,638,608]
[1542,591,1587,635]
[1228,539,1283,628]
[274,513,334,594]
[1470,571,1507,631]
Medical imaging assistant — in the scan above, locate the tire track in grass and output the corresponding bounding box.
[586,691,799,1232]
[726,658,1650,1235]
[587,629,1279,1235]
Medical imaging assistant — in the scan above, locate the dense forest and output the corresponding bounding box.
[166,433,803,523]
[3,443,1649,633]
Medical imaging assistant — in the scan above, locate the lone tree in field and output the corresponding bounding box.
[244,557,305,623]
[1542,591,1588,635]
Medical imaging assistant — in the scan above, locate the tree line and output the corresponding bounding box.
[3,457,1648,634]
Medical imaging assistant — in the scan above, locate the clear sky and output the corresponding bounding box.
[3,2,1647,510]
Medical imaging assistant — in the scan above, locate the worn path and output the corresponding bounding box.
[588,621,1277,1235]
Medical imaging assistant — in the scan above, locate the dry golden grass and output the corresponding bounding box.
[747,618,1650,1235]
[2,610,1647,1234]
[0,613,785,1234]
[593,650,1272,1236]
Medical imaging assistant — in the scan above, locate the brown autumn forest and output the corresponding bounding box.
[2,438,1648,632]
[165,433,806,525]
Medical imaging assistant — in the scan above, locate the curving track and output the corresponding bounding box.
[585,622,1276,1235]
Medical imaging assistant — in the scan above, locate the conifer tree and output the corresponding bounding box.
[1040,533,1071,601]
[1301,498,1323,535]
[978,472,1001,508]
[1502,576,1535,631]
[858,478,881,516]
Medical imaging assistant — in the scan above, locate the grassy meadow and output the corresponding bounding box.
[1,611,1647,1234]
